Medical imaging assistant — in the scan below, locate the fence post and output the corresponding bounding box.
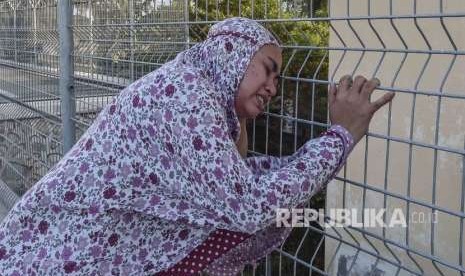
[265,254,272,276]
[13,5,17,63]
[129,0,135,81]
[32,1,37,66]
[87,0,94,76]
[184,0,190,50]
[58,0,76,153]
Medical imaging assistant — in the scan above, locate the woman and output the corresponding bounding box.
[0,17,394,275]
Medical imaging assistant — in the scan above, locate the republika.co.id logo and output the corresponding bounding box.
[275,208,438,228]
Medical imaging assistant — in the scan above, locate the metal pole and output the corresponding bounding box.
[87,0,94,76]
[13,5,17,63]
[265,254,272,276]
[184,0,190,50]
[33,4,37,65]
[129,0,135,81]
[58,0,75,153]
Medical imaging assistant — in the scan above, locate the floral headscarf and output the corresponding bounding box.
[0,17,353,275]
[174,17,280,143]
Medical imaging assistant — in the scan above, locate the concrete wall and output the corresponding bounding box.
[326,0,465,275]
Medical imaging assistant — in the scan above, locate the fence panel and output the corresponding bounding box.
[0,0,464,275]
[0,0,63,207]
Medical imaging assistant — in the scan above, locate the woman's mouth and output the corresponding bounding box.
[256,94,266,110]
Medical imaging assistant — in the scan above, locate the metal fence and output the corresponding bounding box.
[0,0,464,275]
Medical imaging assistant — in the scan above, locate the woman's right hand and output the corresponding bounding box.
[328,75,395,144]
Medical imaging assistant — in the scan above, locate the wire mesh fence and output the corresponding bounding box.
[0,0,464,275]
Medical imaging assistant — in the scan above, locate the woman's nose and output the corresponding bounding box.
[265,83,277,97]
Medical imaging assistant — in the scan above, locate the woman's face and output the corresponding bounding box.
[235,45,282,119]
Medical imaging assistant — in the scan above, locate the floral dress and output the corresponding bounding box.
[0,17,354,275]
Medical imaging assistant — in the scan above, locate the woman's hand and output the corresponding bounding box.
[236,118,248,158]
[329,75,395,144]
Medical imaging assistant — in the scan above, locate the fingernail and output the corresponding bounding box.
[374,78,381,85]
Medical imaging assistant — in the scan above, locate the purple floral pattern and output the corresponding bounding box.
[0,17,353,275]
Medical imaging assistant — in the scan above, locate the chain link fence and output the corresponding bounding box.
[0,0,464,275]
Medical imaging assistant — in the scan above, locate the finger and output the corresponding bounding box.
[352,75,367,93]
[370,92,395,113]
[328,82,337,105]
[339,75,353,91]
[361,78,381,99]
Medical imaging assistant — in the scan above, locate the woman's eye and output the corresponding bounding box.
[264,65,271,76]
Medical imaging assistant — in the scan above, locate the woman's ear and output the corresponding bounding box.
[235,118,248,158]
